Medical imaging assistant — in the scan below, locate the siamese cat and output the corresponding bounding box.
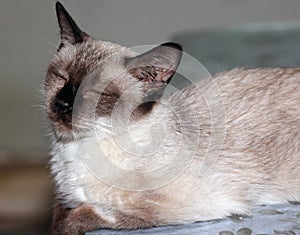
[46,2,300,235]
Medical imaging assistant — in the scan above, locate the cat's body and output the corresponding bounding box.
[47,3,300,235]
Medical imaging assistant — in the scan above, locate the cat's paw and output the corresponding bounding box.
[51,204,108,235]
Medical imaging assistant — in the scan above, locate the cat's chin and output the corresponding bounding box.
[52,126,74,142]
[51,122,76,141]
[52,124,95,143]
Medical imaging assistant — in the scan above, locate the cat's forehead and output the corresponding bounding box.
[53,40,133,76]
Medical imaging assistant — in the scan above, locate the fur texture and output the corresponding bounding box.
[47,2,300,235]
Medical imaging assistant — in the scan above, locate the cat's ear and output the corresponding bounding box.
[55,2,90,49]
[126,42,182,85]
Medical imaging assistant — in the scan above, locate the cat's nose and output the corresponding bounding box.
[54,99,72,113]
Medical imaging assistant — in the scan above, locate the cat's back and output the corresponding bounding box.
[215,67,300,111]
[213,67,300,135]
[211,68,300,202]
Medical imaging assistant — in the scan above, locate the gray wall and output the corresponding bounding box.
[1,0,300,161]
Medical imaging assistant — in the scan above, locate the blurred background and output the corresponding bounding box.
[1,0,300,234]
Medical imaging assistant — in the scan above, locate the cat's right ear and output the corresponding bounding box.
[55,2,90,49]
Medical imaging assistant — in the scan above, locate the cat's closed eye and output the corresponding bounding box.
[90,89,116,97]
[49,68,68,82]
[55,73,68,82]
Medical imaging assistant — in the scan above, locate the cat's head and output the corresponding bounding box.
[45,2,182,140]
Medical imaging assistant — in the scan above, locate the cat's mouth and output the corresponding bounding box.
[47,101,74,142]
[48,80,80,135]
[48,108,73,139]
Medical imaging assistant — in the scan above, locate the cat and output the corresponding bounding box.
[46,2,300,235]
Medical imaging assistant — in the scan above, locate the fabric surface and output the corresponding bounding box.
[87,203,300,235]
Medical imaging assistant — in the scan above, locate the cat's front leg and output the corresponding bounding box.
[51,202,111,235]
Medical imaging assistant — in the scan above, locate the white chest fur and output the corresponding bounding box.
[51,141,92,207]
[50,119,169,208]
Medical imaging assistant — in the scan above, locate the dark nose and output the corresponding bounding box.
[54,99,72,113]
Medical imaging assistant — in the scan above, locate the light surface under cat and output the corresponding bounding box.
[46,2,300,235]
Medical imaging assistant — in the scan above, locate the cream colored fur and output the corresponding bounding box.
[50,66,300,226]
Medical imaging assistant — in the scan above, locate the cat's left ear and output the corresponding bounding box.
[55,2,90,49]
[126,42,182,85]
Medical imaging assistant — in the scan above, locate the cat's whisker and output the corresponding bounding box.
[42,49,57,56]
[30,106,46,113]
[29,104,46,109]
[35,35,58,50]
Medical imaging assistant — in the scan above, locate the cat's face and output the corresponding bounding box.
[45,2,182,140]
